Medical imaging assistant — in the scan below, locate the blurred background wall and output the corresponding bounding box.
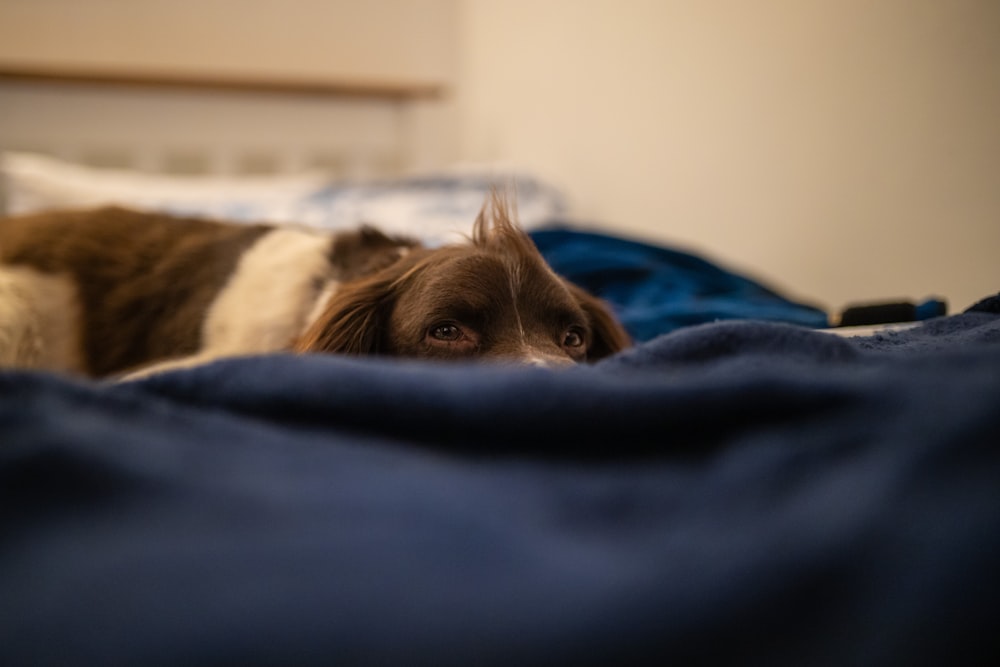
[0,0,456,83]
[1,0,998,312]
[456,0,1000,312]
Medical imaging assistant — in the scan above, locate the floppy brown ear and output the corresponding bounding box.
[565,282,631,361]
[293,271,398,356]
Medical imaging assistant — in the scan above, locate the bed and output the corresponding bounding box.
[3,75,999,665]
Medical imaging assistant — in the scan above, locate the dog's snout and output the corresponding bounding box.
[522,351,577,369]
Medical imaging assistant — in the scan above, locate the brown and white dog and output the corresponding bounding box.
[0,192,630,378]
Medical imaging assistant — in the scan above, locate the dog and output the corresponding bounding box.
[0,192,630,378]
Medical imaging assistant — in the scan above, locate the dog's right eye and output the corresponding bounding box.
[563,328,586,348]
[429,324,463,341]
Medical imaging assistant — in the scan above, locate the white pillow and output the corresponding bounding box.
[1,152,568,245]
[0,151,330,221]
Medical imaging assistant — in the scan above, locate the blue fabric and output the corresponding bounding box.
[530,227,830,340]
[2,294,999,665]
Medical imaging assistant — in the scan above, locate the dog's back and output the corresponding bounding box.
[0,208,274,375]
[1,199,629,378]
[0,207,421,377]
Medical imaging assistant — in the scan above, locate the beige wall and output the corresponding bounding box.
[457,0,1000,311]
[0,0,456,84]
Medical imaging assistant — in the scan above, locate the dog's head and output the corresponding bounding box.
[295,192,630,366]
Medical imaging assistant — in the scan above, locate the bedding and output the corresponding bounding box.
[2,293,999,665]
[2,151,835,338]
[1,152,569,245]
[532,226,830,338]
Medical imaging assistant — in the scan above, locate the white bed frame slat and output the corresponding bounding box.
[0,78,437,179]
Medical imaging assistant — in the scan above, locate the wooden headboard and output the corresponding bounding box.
[0,64,450,180]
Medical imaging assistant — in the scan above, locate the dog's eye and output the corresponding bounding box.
[563,328,586,348]
[429,324,463,341]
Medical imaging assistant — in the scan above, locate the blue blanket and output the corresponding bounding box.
[2,294,999,665]
[531,227,831,339]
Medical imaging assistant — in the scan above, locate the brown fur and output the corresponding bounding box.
[327,226,421,281]
[294,191,631,363]
[1,194,630,376]
[0,207,272,376]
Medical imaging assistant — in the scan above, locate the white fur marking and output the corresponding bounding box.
[304,281,342,329]
[202,228,338,354]
[522,348,575,369]
[508,261,526,344]
[0,266,84,372]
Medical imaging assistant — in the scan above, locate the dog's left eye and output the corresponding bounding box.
[563,328,586,348]
[429,324,463,341]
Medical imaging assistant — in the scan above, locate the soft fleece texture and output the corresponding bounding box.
[531,227,831,339]
[2,294,999,666]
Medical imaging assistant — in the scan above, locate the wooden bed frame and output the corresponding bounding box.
[0,63,451,180]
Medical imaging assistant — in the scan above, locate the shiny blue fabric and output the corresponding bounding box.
[531,227,830,340]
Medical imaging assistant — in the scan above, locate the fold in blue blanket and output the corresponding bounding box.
[2,294,999,666]
[531,227,831,338]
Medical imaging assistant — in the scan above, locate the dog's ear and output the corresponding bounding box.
[294,271,399,356]
[565,282,631,361]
